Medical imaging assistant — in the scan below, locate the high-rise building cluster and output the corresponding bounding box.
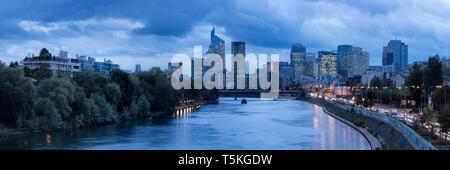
[168,26,414,89]
[288,43,369,81]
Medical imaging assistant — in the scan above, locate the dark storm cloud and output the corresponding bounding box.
[0,0,226,37]
[1,0,450,69]
[0,0,300,48]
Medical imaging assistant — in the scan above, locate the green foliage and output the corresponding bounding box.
[73,71,108,97]
[34,97,61,129]
[1,58,216,130]
[370,76,382,89]
[39,48,51,58]
[32,63,53,81]
[9,61,18,68]
[128,101,138,117]
[104,83,122,106]
[432,86,450,109]
[137,95,151,117]
[110,69,136,112]
[438,105,450,134]
[37,78,76,119]
[406,63,424,107]
[420,105,434,124]
[382,77,394,88]
[423,57,443,90]
[71,86,88,116]
[23,66,32,77]
[0,64,36,127]
[136,67,181,113]
[84,93,117,124]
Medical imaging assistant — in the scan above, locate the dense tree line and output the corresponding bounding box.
[0,60,218,130]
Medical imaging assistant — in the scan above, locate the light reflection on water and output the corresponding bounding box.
[0,97,370,150]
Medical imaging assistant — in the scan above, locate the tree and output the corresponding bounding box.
[71,86,89,116]
[432,86,450,109]
[83,93,116,124]
[420,105,434,125]
[137,95,151,117]
[438,105,450,140]
[424,57,443,90]
[32,63,53,81]
[34,97,61,129]
[370,76,382,88]
[23,66,32,77]
[103,83,122,106]
[0,64,36,127]
[90,93,116,123]
[382,77,394,88]
[110,69,136,112]
[39,48,51,59]
[9,61,18,68]
[136,67,181,113]
[37,78,76,119]
[406,63,423,107]
[73,71,108,97]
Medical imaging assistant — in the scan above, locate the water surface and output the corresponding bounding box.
[0,98,370,150]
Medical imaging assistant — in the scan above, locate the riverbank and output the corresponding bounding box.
[0,97,371,150]
[0,100,218,139]
[0,110,166,138]
[300,97,436,150]
[312,101,382,150]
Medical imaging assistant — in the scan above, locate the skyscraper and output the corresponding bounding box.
[135,64,141,73]
[337,45,353,77]
[304,53,315,77]
[279,62,295,87]
[232,41,245,89]
[290,43,306,81]
[337,45,369,77]
[382,40,408,72]
[348,47,369,77]
[318,51,338,76]
[206,27,225,65]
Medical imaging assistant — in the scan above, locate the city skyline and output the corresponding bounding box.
[2,0,450,71]
[3,0,450,158]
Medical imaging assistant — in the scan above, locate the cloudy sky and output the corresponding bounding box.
[1,0,450,71]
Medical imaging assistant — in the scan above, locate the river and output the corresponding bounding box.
[0,97,370,150]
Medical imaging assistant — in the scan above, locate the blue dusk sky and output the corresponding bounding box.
[0,0,449,70]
